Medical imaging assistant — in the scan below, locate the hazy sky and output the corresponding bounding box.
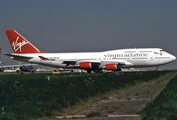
[0,0,177,69]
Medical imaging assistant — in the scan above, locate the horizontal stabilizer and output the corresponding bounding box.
[4,54,33,59]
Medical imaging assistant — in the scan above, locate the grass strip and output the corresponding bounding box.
[0,71,169,120]
[140,74,177,120]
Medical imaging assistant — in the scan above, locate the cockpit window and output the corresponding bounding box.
[154,49,164,55]
[160,49,164,52]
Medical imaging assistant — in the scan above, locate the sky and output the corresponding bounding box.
[0,0,177,70]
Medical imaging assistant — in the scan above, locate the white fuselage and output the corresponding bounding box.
[10,48,176,69]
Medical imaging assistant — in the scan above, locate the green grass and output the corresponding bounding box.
[140,74,177,120]
[0,71,169,120]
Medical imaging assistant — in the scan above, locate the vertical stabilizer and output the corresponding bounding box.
[5,30,42,53]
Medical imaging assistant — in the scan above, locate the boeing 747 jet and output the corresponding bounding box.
[4,30,176,73]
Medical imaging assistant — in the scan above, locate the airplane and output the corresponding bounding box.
[4,30,176,73]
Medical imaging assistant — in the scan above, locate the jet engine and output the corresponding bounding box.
[80,62,92,69]
[105,63,117,70]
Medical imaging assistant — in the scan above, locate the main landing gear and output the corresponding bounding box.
[86,68,122,73]
[87,70,92,73]
[87,70,102,73]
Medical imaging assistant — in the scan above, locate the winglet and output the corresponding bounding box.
[5,30,43,53]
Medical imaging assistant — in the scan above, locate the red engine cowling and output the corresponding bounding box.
[106,64,117,70]
[80,62,92,69]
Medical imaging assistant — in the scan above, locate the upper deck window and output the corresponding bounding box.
[139,51,152,53]
[124,51,136,53]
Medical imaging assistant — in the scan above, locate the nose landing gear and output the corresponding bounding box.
[155,66,159,71]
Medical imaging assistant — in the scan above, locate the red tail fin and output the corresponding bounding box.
[5,30,42,53]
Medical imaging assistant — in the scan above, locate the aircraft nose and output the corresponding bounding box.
[171,55,176,61]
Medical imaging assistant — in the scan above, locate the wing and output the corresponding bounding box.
[37,55,126,70]
[38,56,77,65]
[75,60,125,70]
[62,60,77,65]
[100,61,125,66]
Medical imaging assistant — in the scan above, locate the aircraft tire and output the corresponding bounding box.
[87,70,91,73]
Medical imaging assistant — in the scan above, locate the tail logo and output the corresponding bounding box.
[12,37,29,52]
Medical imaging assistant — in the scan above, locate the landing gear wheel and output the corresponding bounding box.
[94,70,102,73]
[87,70,91,73]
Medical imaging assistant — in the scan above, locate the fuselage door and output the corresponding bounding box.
[98,54,102,61]
[150,54,154,61]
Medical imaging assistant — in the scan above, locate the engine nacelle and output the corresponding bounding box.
[106,64,117,70]
[80,62,92,69]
